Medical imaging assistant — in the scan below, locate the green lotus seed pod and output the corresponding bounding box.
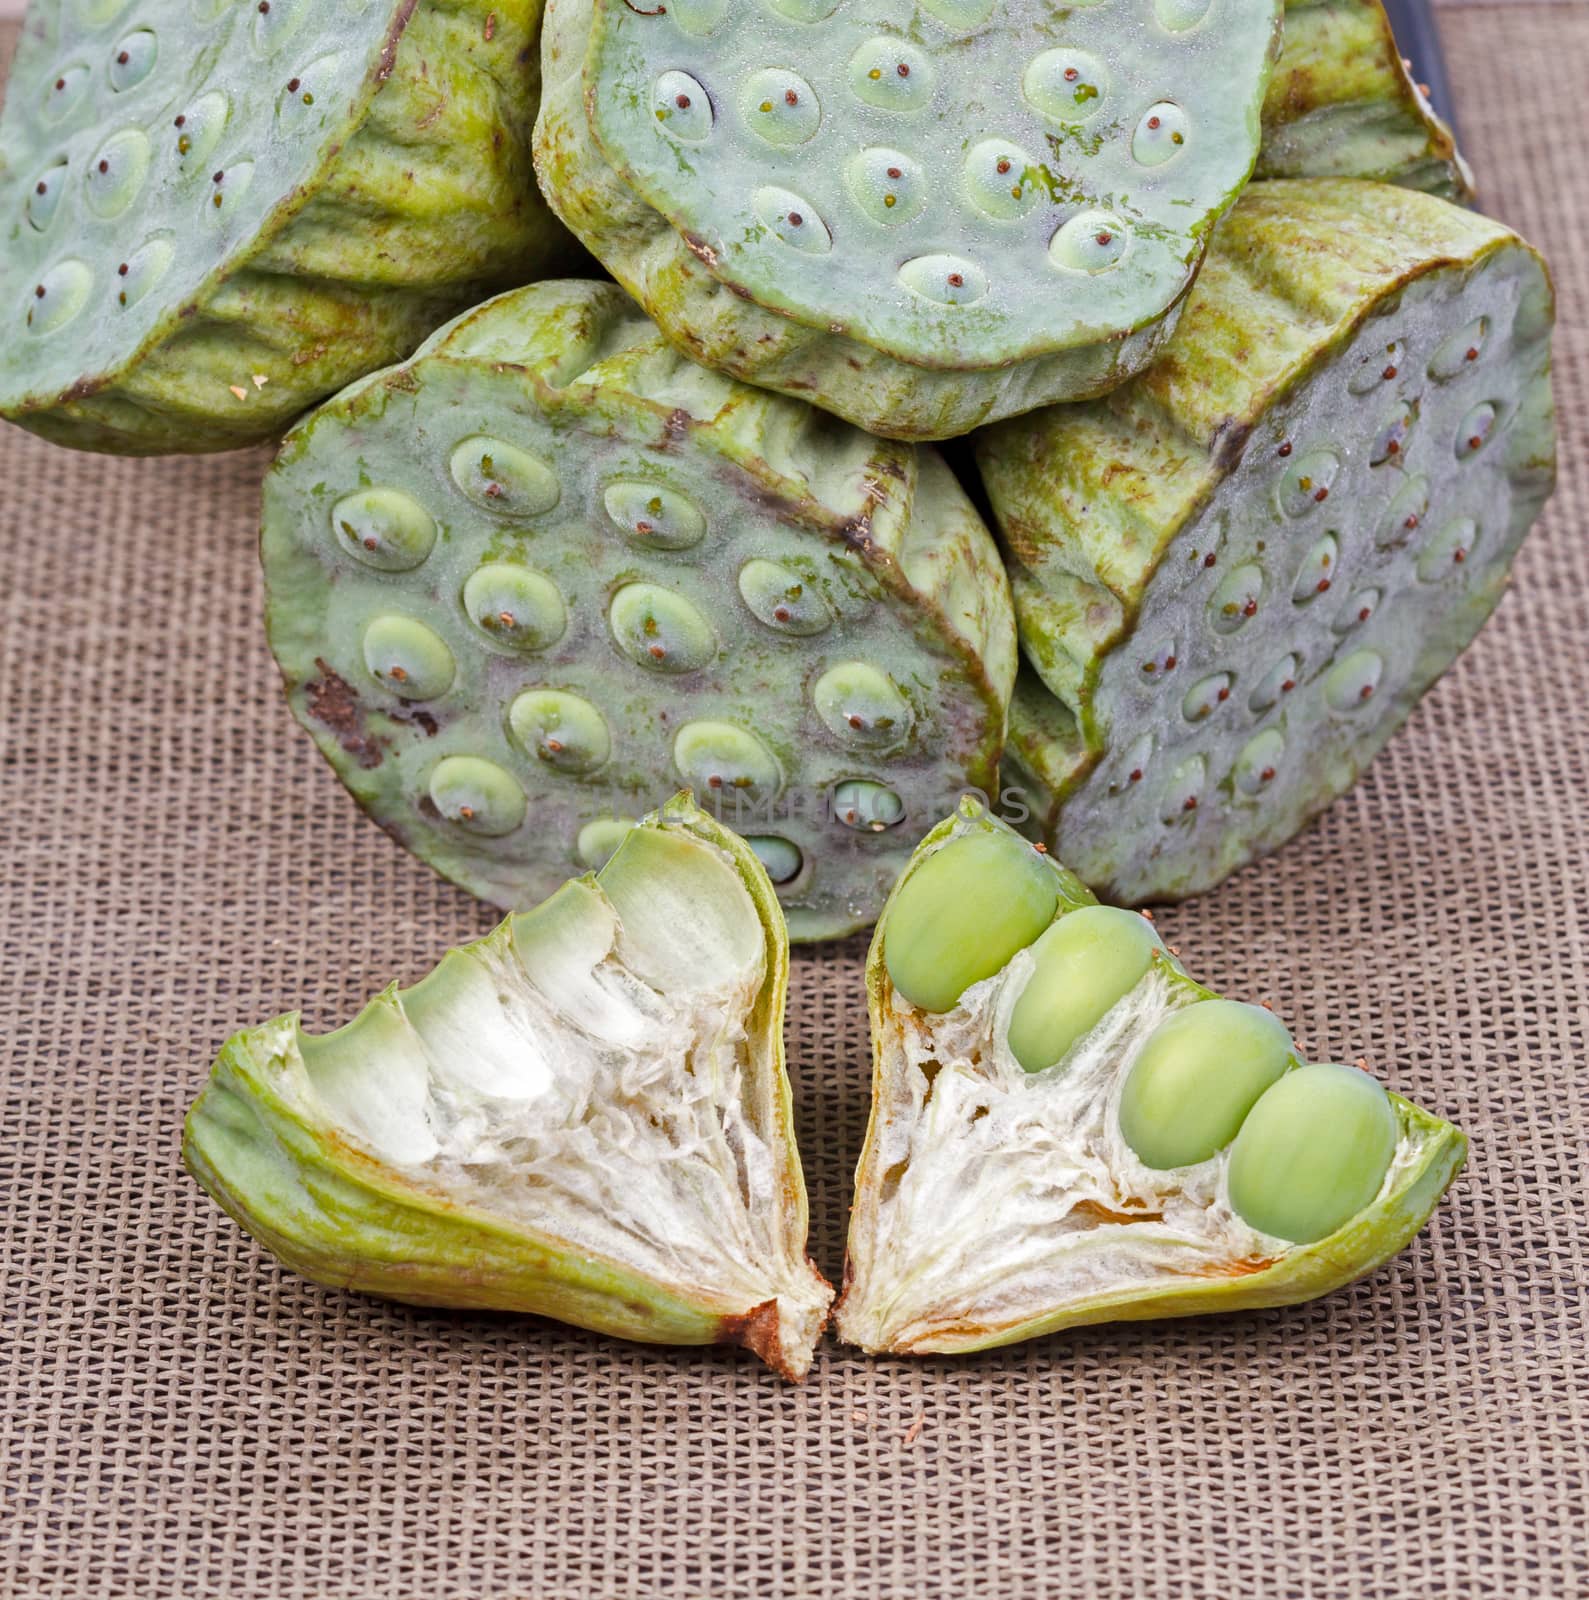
[1006,907,1165,1074]
[183,797,834,1379]
[0,0,573,454]
[987,180,1556,903]
[837,807,1466,1355]
[533,0,1283,440]
[263,282,1016,942]
[1119,1000,1294,1168]
[1260,0,1473,200]
[1228,1063,1399,1242]
[883,828,1062,1014]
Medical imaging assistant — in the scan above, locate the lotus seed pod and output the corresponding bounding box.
[882,830,1075,1015]
[1260,0,1473,200]
[1005,906,1165,1074]
[1228,1062,1400,1242]
[263,281,1016,942]
[981,179,1556,904]
[531,0,1284,441]
[183,796,834,1380]
[835,803,1466,1355]
[0,0,573,454]
[1119,1000,1295,1168]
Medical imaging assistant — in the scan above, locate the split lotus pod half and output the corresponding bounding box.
[533,0,1284,440]
[0,0,572,453]
[834,802,1466,1355]
[185,795,834,1379]
[978,179,1555,905]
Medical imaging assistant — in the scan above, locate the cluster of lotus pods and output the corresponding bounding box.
[0,0,1551,1372]
[186,796,1466,1375]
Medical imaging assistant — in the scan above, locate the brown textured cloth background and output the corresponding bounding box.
[2,10,1586,1597]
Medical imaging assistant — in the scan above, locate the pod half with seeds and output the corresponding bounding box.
[533,0,1283,440]
[185,795,834,1379]
[1,0,571,453]
[263,280,1016,941]
[979,179,1556,905]
[835,803,1466,1355]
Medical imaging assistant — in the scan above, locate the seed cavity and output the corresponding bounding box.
[428,756,526,837]
[1417,518,1478,582]
[463,563,568,653]
[1333,588,1381,634]
[509,690,612,775]
[738,558,832,636]
[609,583,716,674]
[1182,671,1233,723]
[666,0,729,33]
[362,616,456,702]
[1277,448,1340,517]
[332,487,436,572]
[743,68,821,143]
[25,161,69,232]
[451,436,560,516]
[832,779,905,833]
[848,38,934,112]
[1049,211,1129,274]
[752,185,832,254]
[1429,317,1489,380]
[899,254,988,306]
[107,28,157,92]
[1161,755,1206,822]
[652,70,713,142]
[1209,562,1263,635]
[1132,101,1188,165]
[1375,474,1430,549]
[1291,532,1339,605]
[84,128,151,218]
[813,662,913,750]
[1370,400,1418,466]
[604,480,706,550]
[1456,401,1500,460]
[1324,649,1384,713]
[1024,48,1107,121]
[964,138,1041,221]
[1234,728,1285,796]
[746,836,804,886]
[674,721,783,802]
[24,258,93,335]
[171,91,230,169]
[1155,0,1213,29]
[1248,653,1301,715]
[42,64,91,123]
[576,816,636,869]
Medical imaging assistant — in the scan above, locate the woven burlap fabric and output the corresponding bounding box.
[2,10,1585,1598]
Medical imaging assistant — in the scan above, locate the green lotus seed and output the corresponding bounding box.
[26,260,93,336]
[609,583,716,674]
[1333,588,1381,634]
[1156,0,1213,29]
[742,69,821,146]
[832,781,905,833]
[964,139,1041,222]
[1370,401,1417,466]
[848,39,933,113]
[603,482,707,551]
[918,0,994,23]
[463,563,567,653]
[1348,341,1403,395]
[737,559,832,636]
[1277,447,1340,516]
[1428,318,1488,381]
[1324,648,1384,712]
[673,721,782,802]
[254,0,309,53]
[362,615,456,701]
[508,690,611,774]
[1228,1063,1398,1243]
[1120,1000,1294,1169]
[1210,562,1264,634]
[333,488,436,572]
[652,71,713,144]
[1049,212,1129,274]
[753,187,832,255]
[1417,518,1479,582]
[26,162,67,232]
[1291,532,1339,604]
[883,829,1059,1014]
[1024,48,1107,122]
[846,147,927,227]
[1006,905,1164,1074]
[205,160,256,223]
[747,836,803,886]
[85,128,150,219]
[1456,401,1499,460]
[1233,727,1285,795]
[170,91,229,171]
[108,29,157,93]
[115,238,174,311]
[1160,755,1206,822]
[1132,102,1189,167]
[42,64,90,123]
[1182,672,1232,723]
[765,0,839,18]
[899,255,988,307]
[1375,474,1429,548]
[428,756,525,837]
[450,436,559,517]
[813,663,913,750]
[666,0,728,35]
[575,816,636,869]
[1247,652,1300,714]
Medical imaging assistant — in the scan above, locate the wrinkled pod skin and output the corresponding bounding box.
[1,0,576,453]
[836,801,1466,1356]
[184,795,834,1380]
[533,0,1284,440]
[981,179,1556,906]
[262,280,1017,942]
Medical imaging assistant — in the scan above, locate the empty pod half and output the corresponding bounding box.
[1,0,571,453]
[186,797,834,1379]
[262,280,1017,941]
[835,803,1466,1355]
[533,0,1283,440]
[979,179,1555,904]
